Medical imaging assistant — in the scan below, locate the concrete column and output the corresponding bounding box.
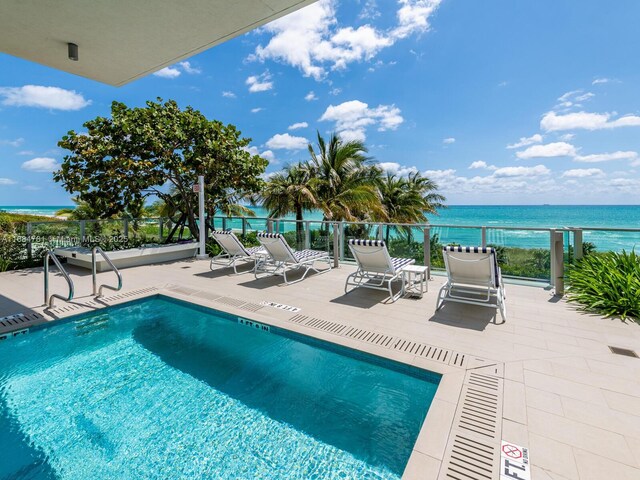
[304,221,311,249]
[196,174,208,259]
[552,230,564,295]
[333,223,340,268]
[423,227,431,278]
[573,228,583,260]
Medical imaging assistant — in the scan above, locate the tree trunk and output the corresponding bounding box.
[296,204,304,250]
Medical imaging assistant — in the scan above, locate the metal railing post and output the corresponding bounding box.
[123,219,129,239]
[481,226,487,247]
[159,218,164,240]
[304,221,311,249]
[333,223,341,268]
[222,217,227,231]
[378,223,384,241]
[275,219,280,233]
[242,218,247,237]
[573,228,583,260]
[553,231,564,296]
[339,221,345,261]
[267,219,273,233]
[549,229,556,286]
[26,222,33,259]
[423,227,431,279]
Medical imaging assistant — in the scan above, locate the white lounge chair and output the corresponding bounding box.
[255,232,332,284]
[436,246,506,322]
[209,230,266,274]
[345,239,415,302]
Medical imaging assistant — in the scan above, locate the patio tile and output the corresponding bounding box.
[527,408,636,466]
[525,387,564,416]
[573,448,640,480]
[528,433,579,480]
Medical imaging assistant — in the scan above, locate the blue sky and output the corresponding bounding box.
[1,0,640,206]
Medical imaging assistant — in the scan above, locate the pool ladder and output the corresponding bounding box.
[91,246,122,298]
[44,247,122,308]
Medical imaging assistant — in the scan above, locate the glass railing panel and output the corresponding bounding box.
[385,225,427,266]
[581,229,640,255]
[485,227,551,281]
[342,222,379,262]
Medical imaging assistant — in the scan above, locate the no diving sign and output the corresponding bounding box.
[500,441,530,480]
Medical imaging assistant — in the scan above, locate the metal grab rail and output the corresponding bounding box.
[44,251,74,308]
[92,246,123,297]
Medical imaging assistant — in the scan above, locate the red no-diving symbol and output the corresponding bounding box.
[502,444,523,459]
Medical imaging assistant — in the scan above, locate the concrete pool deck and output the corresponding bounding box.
[1,258,639,480]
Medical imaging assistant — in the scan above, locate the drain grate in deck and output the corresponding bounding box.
[609,346,638,358]
[166,285,199,296]
[441,368,503,479]
[0,311,45,334]
[192,291,223,302]
[239,302,264,313]
[445,434,497,480]
[215,296,246,308]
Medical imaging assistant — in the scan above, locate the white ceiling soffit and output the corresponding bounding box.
[0,0,315,87]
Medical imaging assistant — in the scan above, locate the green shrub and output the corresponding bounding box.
[566,250,640,322]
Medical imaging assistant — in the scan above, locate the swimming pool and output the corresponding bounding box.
[0,295,440,479]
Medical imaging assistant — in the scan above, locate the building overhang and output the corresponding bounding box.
[0,0,314,86]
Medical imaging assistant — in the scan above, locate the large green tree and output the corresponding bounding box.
[54,99,268,239]
[260,162,317,248]
[376,172,446,242]
[307,132,384,221]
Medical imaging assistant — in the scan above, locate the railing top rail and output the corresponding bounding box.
[23,215,640,233]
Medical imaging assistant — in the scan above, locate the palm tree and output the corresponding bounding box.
[307,132,384,222]
[260,162,317,248]
[376,172,446,242]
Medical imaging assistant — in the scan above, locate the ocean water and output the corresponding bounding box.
[4,205,640,251]
[0,296,439,479]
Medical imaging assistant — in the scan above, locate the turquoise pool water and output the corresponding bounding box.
[0,296,440,479]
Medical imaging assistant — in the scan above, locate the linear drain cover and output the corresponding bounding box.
[609,346,639,358]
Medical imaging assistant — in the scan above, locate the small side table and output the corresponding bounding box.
[401,265,429,298]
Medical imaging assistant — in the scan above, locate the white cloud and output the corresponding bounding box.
[493,165,550,177]
[442,137,455,144]
[562,168,604,178]
[0,85,90,110]
[222,91,236,98]
[265,133,309,150]
[378,162,418,176]
[154,62,201,78]
[541,111,640,131]
[468,161,496,170]
[288,122,308,130]
[329,87,342,96]
[153,67,181,78]
[559,133,575,141]
[592,78,610,85]
[359,0,380,20]
[246,72,274,93]
[516,142,576,159]
[319,100,403,141]
[574,92,594,102]
[392,0,442,39]
[0,178,17,185]
[507,134,543,149]
[244,146,277,163]
[250,0,441,80]
[0,137,24,147]
[573,151,638,163]
[305,91,318,101]
[21,157,60,172]
[251,108,263,113]
[178,61,201,74]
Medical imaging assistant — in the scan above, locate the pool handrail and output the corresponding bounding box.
[44,250,74,308]
[92,246,123,298]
